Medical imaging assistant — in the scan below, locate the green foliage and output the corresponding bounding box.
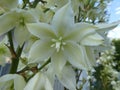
[90,45,120,90]
[74,0,112,23]
[0,0,119,90]
[112,39,120,71]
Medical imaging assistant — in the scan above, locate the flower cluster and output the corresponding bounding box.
[0,0,119,90]
[90,46,120,90]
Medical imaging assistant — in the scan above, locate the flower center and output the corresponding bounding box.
[51,37,66,52]
[19,17,25,26]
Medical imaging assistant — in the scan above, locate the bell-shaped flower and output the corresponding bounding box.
[24,72,53,90]
[0,74,26,90]
[0,9,36,45]
[27,2,105,72]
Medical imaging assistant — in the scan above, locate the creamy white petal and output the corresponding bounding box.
[64,23,97,42]
[85,47,96,66]
[95,20,120,32]
[24,72,53,90]
[0,11,17,36]
[0,80,13,90]
[57,65,76,90]
[81,46,96,70]
[0,0,18,10]
[63,41,87,70]
[46,65,55,86]
[14,74,26,90]
[51,51,66,74]
[80,33,104,46]
[27,23,56,39]
[14,25,30,46]
[0,74,26,90]
[28,40,55,63]
[18,10,37,23]
[51,2,74,36]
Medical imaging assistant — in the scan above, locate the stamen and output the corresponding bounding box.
[51,36,66,52]
[55,42,61,52]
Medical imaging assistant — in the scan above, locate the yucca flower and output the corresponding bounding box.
[0,74,26,90]
[0,0,36,45]
[27,2,104,73]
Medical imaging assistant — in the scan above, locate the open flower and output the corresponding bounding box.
[0,0,36,45]
[27,2,104,72]
[0,74,26,90]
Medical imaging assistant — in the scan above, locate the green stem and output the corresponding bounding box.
[7,31,16,55]
[7,30,24,74]
[31,0,46,8]
[38,58,51,70]
[26,58,51,81]
[9,57,19,74]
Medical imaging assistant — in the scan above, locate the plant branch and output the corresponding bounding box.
[38,58,51,70]
[32,0,47,8]
[7,30,16,58]
[17,58,51,74]
[7,30,25,74]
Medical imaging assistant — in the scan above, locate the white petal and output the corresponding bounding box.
[24,73,41,90]
[63,41,87,70]
[46,65,55,86]
[0,74,26,90]
[85,47,96,66]
[24,72,53,90]
[51,2,74,36]
[14,25,30,46]
[80,33,104,46]
[51,51,66,74]
[64,23,97,42]
[0,11,17,36]
[14,74,26,90]
[57,65,76,90]
[28,40,55,63]
[0,0,18,10]
[96,20,120,32]
[27,23,56,39]
[19,10,37,23]
[81,46,96,70]
[0,74,15,82]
